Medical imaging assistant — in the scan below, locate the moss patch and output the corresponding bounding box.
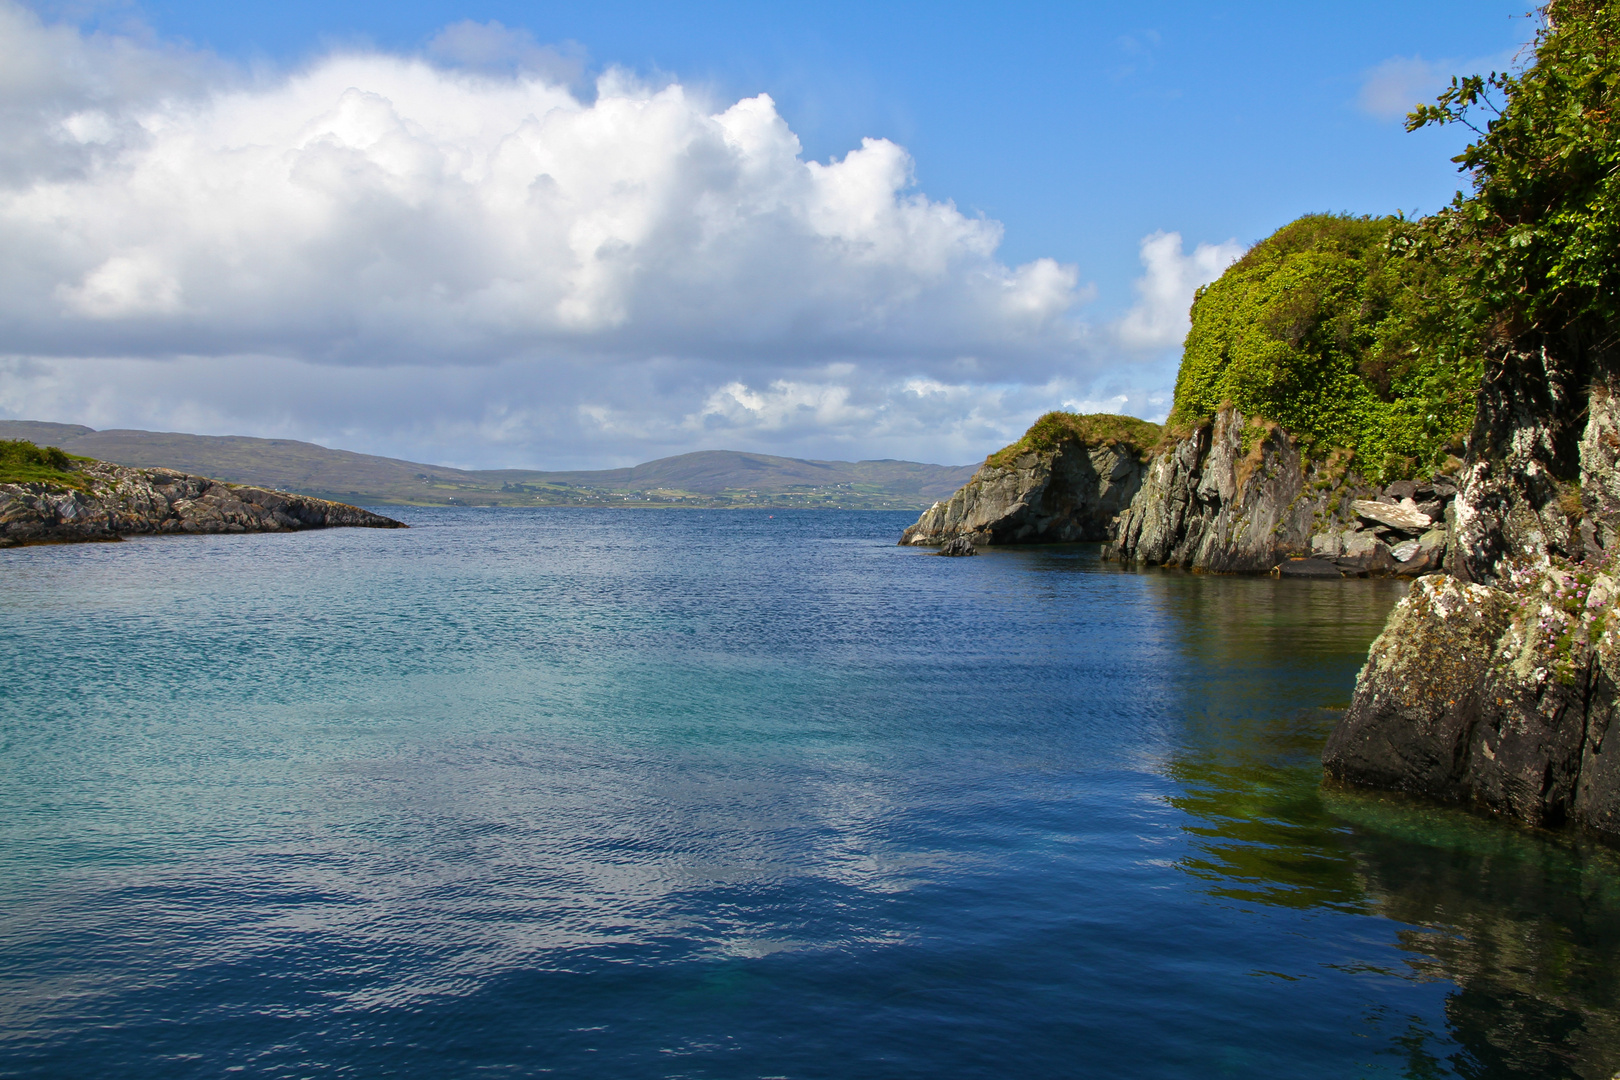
[986,412,1162,469]
[0,440,91,490]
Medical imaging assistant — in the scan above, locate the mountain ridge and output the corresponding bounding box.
[0,422,976,509]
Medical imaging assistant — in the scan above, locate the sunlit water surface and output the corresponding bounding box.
[3,509,1619,1079]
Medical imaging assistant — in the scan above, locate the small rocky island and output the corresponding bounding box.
[0,439,405,546]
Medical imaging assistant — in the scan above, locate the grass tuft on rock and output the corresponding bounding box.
[0,440,90,490]
[986,412,1163,469]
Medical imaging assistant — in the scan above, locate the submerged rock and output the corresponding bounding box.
[937,536,977,557]
[1276,557,1343,578]
[0,460,405,546]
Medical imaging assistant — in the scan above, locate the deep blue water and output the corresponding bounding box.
[4,509,1620,1079]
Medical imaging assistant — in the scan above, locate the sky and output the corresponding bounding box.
[0,0,1537,468]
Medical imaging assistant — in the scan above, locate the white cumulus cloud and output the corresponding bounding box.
[1358,55,1454,121]
[1115,231,1241,351]
[0,4,1082,369]
[1357,50,1524,123]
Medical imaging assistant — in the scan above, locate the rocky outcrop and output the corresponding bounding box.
[899,439,1147,547]
[1324,569,1620,842]
[0,460,405,546]
[1106,406,1457,576]
[937,536,977,556]
[1325,333,1620,843]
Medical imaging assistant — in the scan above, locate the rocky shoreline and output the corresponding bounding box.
[1323,568,1620,840]
[1317,329,1620,845]
[902,404,1459,580]
[1108,407,1460,578]
[0,459,405,547]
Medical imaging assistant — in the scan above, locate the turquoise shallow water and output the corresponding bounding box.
[3,508,1620,1078]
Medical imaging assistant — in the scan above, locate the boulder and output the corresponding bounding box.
[1389,539,1420,563]
[1383,479,1419,501]
[1326,567,1620,841]
[1336,532,1394,576]
[1310,531,1344,557]
[1352,498,1433,534]
[1323,575,1514,800]
[938,536,977,557]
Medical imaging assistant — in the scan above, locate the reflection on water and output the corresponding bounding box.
[1150,570,1620,1079]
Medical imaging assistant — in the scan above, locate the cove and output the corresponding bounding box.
[2,508,1617,1079]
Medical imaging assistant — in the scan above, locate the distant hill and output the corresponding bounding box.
[0,422,977,510]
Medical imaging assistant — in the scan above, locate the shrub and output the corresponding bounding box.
[0,440,88,489]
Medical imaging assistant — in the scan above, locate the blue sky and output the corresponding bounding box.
[2,1,1537,466]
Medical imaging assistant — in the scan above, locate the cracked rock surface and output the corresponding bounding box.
[1324,568,1620,842]
[1324,331,1620,842]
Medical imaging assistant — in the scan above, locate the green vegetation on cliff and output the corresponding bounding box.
[1166,3,1620,482]
[986,412,1162,469]
[0,440,87,490]
[1406,0,1620,338]
[1168,214,1482,479]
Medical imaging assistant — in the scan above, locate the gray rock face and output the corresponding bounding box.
[0,461,406,546]
[1323,331,1620,843]
[899,440,1147,547]
[1110,408,1352,573]
[937,536,977,556]
[1445,331,1614,584]
[1324,572,1620,841]
[1107,407,1460,577]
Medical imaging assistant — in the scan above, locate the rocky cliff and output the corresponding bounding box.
[898,412,1157,547]
[1105,406,1456,577]
[0,458,405,546]
[1322,332,1620,843]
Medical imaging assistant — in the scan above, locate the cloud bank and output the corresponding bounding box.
[0,4,1232,467]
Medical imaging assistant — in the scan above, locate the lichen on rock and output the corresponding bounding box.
[1323,575,1513,801]
[1324,557,1620,842]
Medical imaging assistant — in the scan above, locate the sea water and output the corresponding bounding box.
[2,509,1618,1079]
